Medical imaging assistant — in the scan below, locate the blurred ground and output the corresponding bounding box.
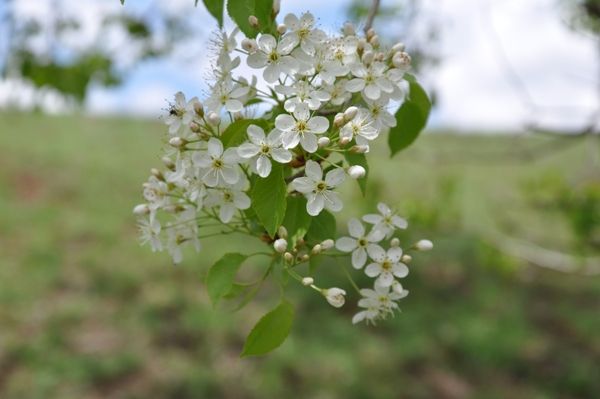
[0,112,599,399]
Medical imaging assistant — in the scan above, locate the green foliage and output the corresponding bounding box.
[344,152,369,196]
[202,0,226,28]
[388,78,431,156]
[250,163,287,237]
[306,210,336,243]
[206,253,247,306]
[241,300,294,357]
[220,119,269,148]
[282,196,312,246]
[227,0,275,38]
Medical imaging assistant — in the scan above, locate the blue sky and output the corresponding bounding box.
[1,0,598,131]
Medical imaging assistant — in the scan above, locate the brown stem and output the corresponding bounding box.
[364,0,381,34]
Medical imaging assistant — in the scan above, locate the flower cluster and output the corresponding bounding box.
[134,12,430,326]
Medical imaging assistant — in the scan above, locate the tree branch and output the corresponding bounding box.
[364,0,381,34]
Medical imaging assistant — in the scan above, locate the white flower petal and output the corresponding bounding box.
[247,124,266,144]
[335,237,357,252]
[306,193,325,216]
[307,116,329,133]
[367,245,386,262]
[304,160,322,181]
[207,138,223,157]
[292,177,315,193]
[237,142,260,158]
[300,132,318,153]
[352,248,367,269]
[325,168,345,187]
[348,218,364,238]
[275,114,296,131]
[256,155,272,177]
[365,263,381,277]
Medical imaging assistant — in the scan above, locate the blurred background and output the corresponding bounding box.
[0,0,599,398]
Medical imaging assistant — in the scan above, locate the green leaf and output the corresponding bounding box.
[241,300,294,357]
[220,119,269,148]
[344,152,369,196]
[227,0,274,38]
[306,210,336,243]
[282,196,312,246]
[388,79,431,156]
[251,163,287,237]
[203,0,225,27]
[206,253,247,306]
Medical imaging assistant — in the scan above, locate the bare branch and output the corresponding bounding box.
[364,0,381,34]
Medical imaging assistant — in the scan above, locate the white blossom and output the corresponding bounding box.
[276,105,329,153]
[204,179,251,223]
[164,92,198,135]
[193,138,241,187]
[237,125,292,177]
[205,78,249,113]
[283,12,326,55]
[362,202,408,238]
[335,218,385,269]
[346,62,394,101]
[340,109,380,147]
[247,34,298,83]
[292,160,345,216]
[365,246,409,287]
[323,287,346,308]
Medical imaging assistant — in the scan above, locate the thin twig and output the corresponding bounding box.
[364,0,381,34]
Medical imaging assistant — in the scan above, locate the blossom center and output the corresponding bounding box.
[296,120,307,133]
[268,51,280,62]
[316,181,327,192]
[381,260,392,271]
[212,158,223,168]
[223,192,232,202]
[260,144,271,154]
[358,238,368,247]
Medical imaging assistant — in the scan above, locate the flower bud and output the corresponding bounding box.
[362,50,374,65]
[301,254,310,262]
[190,121,202,133]
[401,254,412,263]
[393,52,411,69]
[348,165,366,179]
[392,280,406,296]
[343,106,358,121]
[284,252,294,263]
[320,239,334,250]
[151,168,164,181]
[241,38,257,53]
[277,23,287,34]
[162,156,175,170]
[278,225,288,239]
[333,113,345,127]
[366,28,376,40]
[194,101,204,117]
[414,239,433,251]
[339,136,351,146]
[392,42,405,53]
[322,287,346,308]
[207,112,221,126]
[274,238,288,253]
[163,204,185,213]
[390,238,400,247]
[169,137,185,148]
[350,145,369,153]
[133,203,150,215]
[302,277,314,286]
[374,51,385,61]
[311,244,322,255]
[272,0,280,16]
[357,38,367,51]
[342,21,355,36]
[369,34,380,47]
[248,15,259,28]
[317,137,330,148]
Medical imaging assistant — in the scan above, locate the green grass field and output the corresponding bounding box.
[0,112,599,399]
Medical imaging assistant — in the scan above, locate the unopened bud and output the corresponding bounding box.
[163,204,185,213]
[302,277,314,286]
[369,34,380,47]
[311,244,322,255]
[374,51,385,62]
[362,50,374,65]
[274,238,288,253]
[350,145,369,154]
[339,136,351,146]
[272,0,280,16]
[414,239,433,251]
[241,38,257,53]
[344,106,358,121]
[392,280,405,295]
[194,101,204,117]
[207,112,221,125]
[284,252,294,263]
[169,136,185,148]
[342,21,355,36]
[401,254,412,263]
[320,239,334,250]
[348,165,366,179]
[133,203,150,215]
[277,23,287,35]
[277,226,288,239]
[248,15,259,28]
[357,38,367,51]
[151,168,164,181]
[234,112,244,121]
[333,113,345,127]
[366,28,376,40]
[301,254,310,262]
[392,42,405,53]
[162,156,175,170]
[190,121,202,133]
[317,137,330,148]
[390,238,400,247]
[323,287,346,308]
[393,52,412,69]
